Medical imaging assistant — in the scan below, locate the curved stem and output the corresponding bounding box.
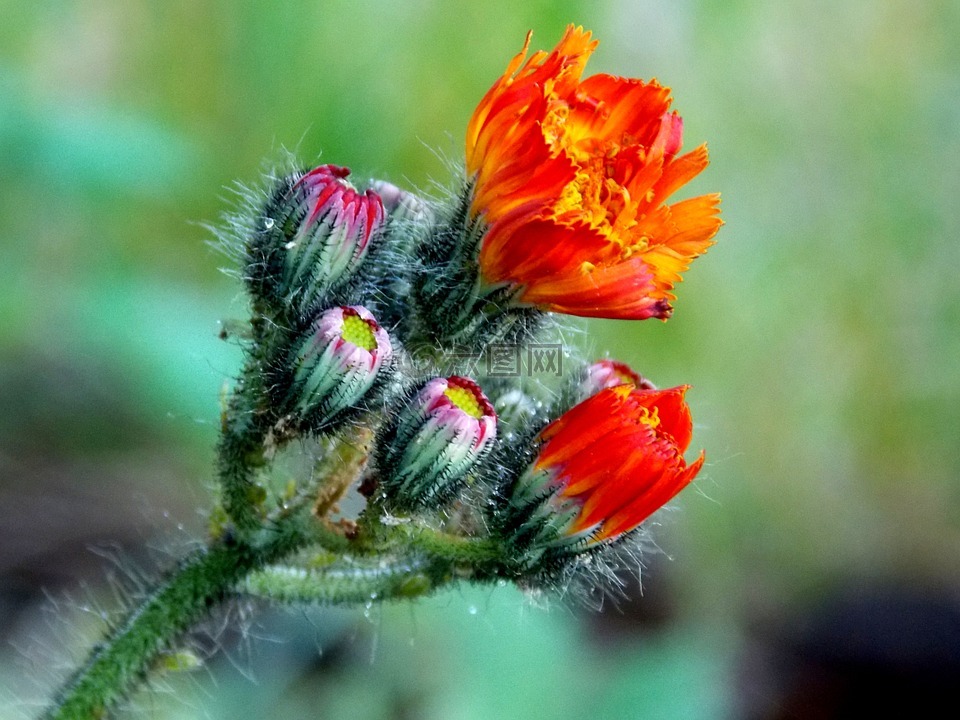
[44,509,320,720]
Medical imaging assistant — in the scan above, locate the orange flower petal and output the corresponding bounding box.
[517,256,666,320]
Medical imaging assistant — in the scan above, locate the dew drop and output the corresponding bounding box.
[468,605,478,615]
[263,217,275,230]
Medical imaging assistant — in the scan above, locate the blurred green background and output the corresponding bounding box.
[2,1,958,718]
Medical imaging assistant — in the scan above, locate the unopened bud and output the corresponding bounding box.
[253,165,384,314]
[582,359,656,395]
[368,180,432,227]
[288,306,391,427]
[378,376,496,509]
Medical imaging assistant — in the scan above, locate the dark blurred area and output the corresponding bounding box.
[2,1,958,718]
[739,585,960,718]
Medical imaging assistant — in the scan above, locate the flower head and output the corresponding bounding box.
[254,165,384,313]
[378,376,497,509]
[289,305,391,426]
[510,384,703,547]
[466,26,721,320]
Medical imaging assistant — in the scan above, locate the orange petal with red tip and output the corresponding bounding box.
[598,450,704,540]
[517,257,666,320]
[535,386,632,468]
[629,385,695,451]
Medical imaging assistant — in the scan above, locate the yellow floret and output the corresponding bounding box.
[341,313,377,351]
[444,386,483,419]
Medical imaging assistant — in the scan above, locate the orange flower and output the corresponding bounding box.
[516,384,704,544]
[466,26,721,320]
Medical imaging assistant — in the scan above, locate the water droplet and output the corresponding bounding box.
[263,217,275,230]
[468,605,478,615]
[496,579,507,587]
[284,240,297,250]
[369,592,378,600]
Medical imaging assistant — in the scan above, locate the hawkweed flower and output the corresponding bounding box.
[287,305,391,427]
[251,164,384,315]
[378,376,496,509]
[582,359,656,395]
[466,25,721,320]
[506,384,703,555]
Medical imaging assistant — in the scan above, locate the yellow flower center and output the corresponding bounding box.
[542,99,647,256]
[638,406,661,430]
[341,313,377,351]
[444,386,484,419]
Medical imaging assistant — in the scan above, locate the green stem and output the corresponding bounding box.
[241,527,514,606]
[44,510,320,720]
[217,421,264,533]
[217,368,274,534]
[402,527,510,578]
[242,556,448,605]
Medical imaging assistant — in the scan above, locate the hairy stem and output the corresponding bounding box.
[402,527,511,578]
[241,526,513,605]
[44,509,320,720]
[242,556,448,605]
[216,365,275,534]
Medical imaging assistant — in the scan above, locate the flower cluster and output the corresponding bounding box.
[44,23,724,717]
[224,24,717,596]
